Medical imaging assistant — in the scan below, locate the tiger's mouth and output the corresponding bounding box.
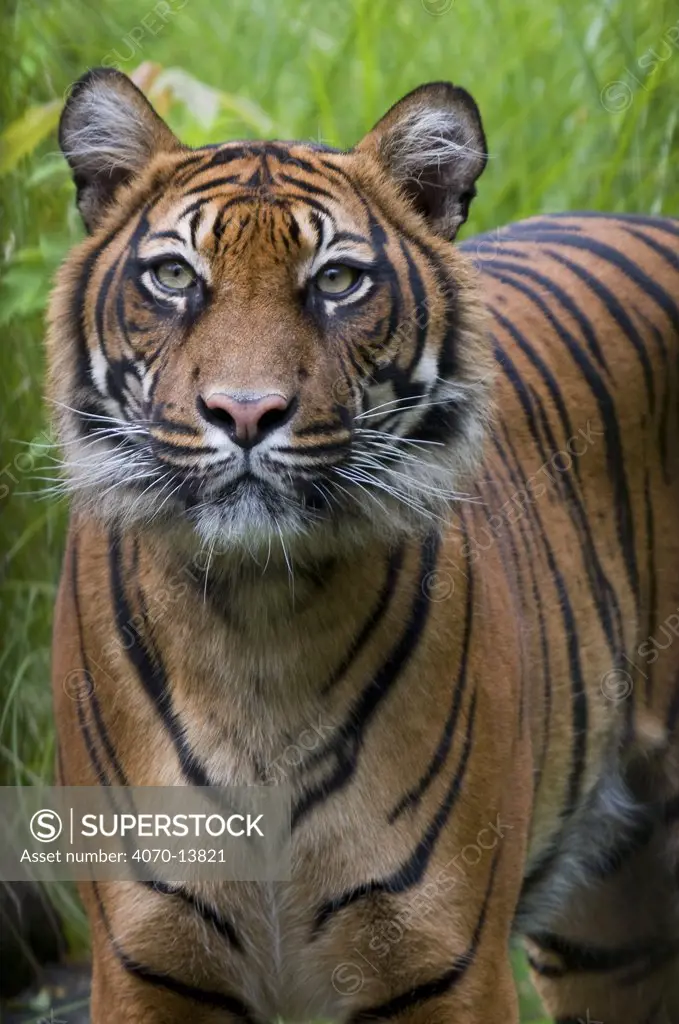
[184,471,331,516]
[52,385,482,552]
[51,407,348,543]
[177,462,345,549]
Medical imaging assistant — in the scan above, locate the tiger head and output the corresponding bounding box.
[48,68,493,556]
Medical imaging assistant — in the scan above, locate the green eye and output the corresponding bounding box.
[152,259,197,291]
[315,264,362,296]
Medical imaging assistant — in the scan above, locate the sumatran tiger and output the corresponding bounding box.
[46,67,679,1023]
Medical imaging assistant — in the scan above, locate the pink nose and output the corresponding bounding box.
[201,391,294,447]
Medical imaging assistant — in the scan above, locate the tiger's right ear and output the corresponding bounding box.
[59,67,182,232]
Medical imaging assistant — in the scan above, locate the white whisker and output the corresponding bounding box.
[202,534,218,604]
[354,428,444,448]
[275,521,295,599]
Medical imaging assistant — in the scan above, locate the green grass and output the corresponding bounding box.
[1,0,678,1016]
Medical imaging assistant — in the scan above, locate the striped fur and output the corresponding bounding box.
[49,70,679,1023]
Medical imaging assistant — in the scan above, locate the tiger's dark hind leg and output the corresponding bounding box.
[523,795,679,1024]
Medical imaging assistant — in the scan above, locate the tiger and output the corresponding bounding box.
[46,65,679,1024]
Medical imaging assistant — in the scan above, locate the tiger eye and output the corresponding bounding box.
[153,260,197,291]
[315,264,361,296]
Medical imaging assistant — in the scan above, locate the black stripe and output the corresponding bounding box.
[495,428,588,819]
[313,689,477,934]
[331,230,371,247]
[181,190,338,234]
[518,253,651,606]
[478,473,528,728]
[108,532,212,787]
[634,308,672,481]
[152,416,201,437]
[399,238,429,374]
[549,211,679,239]
[484,257,609,373]
[275,440,348,458]
[348,844,501,1023]
[264,143,323,175]
[170,150,222,187]
[282,191,338,227]
[492,339,554,470]
[542,231,679,334]
[487,217,583,236]
[189,209,201,249]
[71,542,129,786]
[536,378,628,653]
[205,144,263,167]
[288,213,301,246]
[231,211,252,248]
[388,535,473,819]
[667,670,679,735]
[472,246,530,263]
[490,304,579,473]
[71,550,158,875]
[543,246,656,411]
[292,534,439,829]
[491,430,552,786]
[145,881,242,952]
[179,194,253,225]
[183,174,243,197]
[74,545,243,953]
[92,883,257,1021]
[643,467,657,705]
[492,308,631,648]
[147,230,184,245]
[295,420,345,438]
[151,437,220,458]
[622,225,679,274]
[527,929,679,979]
[102,210,155,371]
[322,545,405,694]
[74,691,109,787]
[276,172,335,199]
[374,190,463,384]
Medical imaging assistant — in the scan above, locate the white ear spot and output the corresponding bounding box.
[59,68,181,231]
[62,84,155,178]
[357,82,488,239]
[383,107,487,184]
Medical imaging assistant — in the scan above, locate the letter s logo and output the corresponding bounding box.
[30,809,63,843]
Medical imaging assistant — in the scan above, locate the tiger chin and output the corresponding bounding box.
[48,67,679,1024]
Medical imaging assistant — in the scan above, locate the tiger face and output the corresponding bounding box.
[48,69,493,553]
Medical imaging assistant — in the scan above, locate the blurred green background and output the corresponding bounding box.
[0,0,677,1019]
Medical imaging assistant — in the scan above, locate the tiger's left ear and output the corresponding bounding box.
[356,82,488,240]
